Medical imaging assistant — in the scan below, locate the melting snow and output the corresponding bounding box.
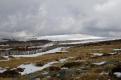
[13,47,68,57]
[18,61,58,75]
[0,67,6,73]
[108,53,117,55]
[17,57,73,75]
[0,56,10,62]
[93,61,107,66]
[18,64,40,75]
[42,43,54,48]
[91,53,104,56]
[59,57,74,63]
[114,72,121,78]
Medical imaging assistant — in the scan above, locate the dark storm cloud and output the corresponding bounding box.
[0,0,121,37]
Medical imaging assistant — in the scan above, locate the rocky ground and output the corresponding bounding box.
[1,39,121,80]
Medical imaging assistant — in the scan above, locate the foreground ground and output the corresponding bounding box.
[1,39,121,80]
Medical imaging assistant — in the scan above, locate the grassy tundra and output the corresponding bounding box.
[1,39,121,80]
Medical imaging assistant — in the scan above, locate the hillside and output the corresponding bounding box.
[1,38,121,80]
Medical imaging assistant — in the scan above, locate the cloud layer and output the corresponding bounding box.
[0,0,121,37]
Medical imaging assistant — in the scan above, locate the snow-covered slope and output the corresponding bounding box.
[37,34,102,41]
[0,34,102,42]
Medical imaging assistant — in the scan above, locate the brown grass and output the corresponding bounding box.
[1,40,121,79]
[1,41,121,68]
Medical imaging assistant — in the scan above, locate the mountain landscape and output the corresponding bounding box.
[0,34,121,80]
[0,0,121,80]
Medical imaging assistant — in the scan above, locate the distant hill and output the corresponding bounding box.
[37,34,102,41]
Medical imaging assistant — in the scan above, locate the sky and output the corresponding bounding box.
[0,0,121,38]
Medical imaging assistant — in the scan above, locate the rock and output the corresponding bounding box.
[0,69,20,77]
[48,66,61,72]
[16,68,24,72]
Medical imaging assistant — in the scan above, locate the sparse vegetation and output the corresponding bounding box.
[1,39,121,80]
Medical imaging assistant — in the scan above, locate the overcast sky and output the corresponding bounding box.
[0,0,121,37]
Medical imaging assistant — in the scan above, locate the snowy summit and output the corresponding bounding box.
[37,34,102,41]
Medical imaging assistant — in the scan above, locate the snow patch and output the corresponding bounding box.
[18,64,40,75]
[17,57,74,75]
[13,47,68,57]
[59,57,74,63]
[0,67,6,73]
[18,61,58,75]
[114,72,121,78]
[91,53,104,56]
[108,53,117,55]
[93,61,107,66]
[0,56,10,62]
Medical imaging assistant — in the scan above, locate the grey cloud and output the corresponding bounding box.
[0,0,121,37]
